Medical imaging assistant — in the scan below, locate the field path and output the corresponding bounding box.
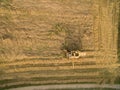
[9,84,120,90]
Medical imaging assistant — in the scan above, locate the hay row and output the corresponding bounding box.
[0,58,117,67]
[5,64,120,73]
[0,79,99,88]
[0,72,100,81]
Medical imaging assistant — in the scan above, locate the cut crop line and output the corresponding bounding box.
[5,64,120,73]
[0,58,116,67]
[0,9,92,18]
[0,79,98,88]
[0,72,100,81]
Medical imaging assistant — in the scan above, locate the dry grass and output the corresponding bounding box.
[0,0,120,89]
[0,0,96,62]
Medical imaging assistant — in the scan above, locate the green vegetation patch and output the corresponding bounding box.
[0,0,13,9]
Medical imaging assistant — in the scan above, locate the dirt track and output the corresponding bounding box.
[9,84,120,90]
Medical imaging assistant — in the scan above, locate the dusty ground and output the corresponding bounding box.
[9,84,120,90]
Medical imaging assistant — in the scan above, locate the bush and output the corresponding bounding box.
[0,0,13,9]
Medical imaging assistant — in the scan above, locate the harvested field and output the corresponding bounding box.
[0,0,120,90]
